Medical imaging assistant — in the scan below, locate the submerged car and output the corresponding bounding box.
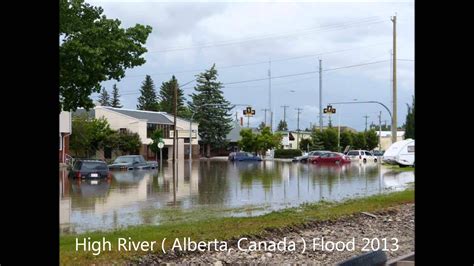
[108,155,158,170]
[69,160,110,179]
[310,152,350,164]
[228,152,262,161]
[346,150,378,163]
[372,150,385,157]
[293,150,331,163]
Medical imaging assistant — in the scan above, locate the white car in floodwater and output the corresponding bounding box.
[346,150,378,163]
[383,139,415,167]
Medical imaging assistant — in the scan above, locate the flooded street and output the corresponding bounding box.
[60,161,414,234]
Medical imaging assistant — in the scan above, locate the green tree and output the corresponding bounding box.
[258,122,266,131]
[299,138,312,151]
[137,75,159,111]
[238,128,257,153]
[117,129,142,154]
[60,0,152,111]
[277,120,288,131]
[352,132,367,149]
[98,87,110,106]
[404,95,415,139]
[89,117,114,152]
[189,64,233,157]
[340,130,353,151]
[158,75,191,118]
[321,127,338,151]
[110,84,122,108]
[310,129,324,150]
[365,129,379,150]
[148,129,163,161]
[70,115,93,157]
[70,115,114,157]
[256,127,282,155]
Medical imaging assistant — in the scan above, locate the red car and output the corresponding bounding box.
[310,152,351,164]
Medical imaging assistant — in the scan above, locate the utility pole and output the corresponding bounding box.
[261,108,270,126]
[235,112,238,121]
[337,112,341,152]
[295,108,303,149]
[391,14,397,144]
[319,59,323,131]
[364,115,369,131]
[281,105,289,123]
[173,82,178,163]
[268,59,272,132]
[378,111,382,150]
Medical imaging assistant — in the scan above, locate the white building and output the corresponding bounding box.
[376,131,405,150]
[59,111,71,163]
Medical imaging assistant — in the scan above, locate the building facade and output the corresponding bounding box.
[59,111,71,163]
[73,106,199,160]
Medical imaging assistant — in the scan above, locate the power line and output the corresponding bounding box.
[115,59,402,96]
[223,60,389,85]
[147,17,386,53]
[121,42,391,79]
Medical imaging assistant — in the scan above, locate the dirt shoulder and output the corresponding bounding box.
[137,203,414,264]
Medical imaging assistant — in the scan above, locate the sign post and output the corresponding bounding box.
[158,139,164,170]
[323,105,338,150]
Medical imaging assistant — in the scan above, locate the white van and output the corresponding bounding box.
[383,139,415,167]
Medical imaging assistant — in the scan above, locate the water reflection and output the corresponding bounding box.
[59,161,414,234]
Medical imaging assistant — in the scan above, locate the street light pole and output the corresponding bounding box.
[328,101,392,123]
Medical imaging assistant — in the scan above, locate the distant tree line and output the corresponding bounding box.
[299,128,379,152]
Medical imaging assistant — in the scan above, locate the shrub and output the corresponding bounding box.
[274,149,302,158]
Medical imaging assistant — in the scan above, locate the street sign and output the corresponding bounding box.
[323,105,336,114]
[243,106,256,116]
[157,142,164,149]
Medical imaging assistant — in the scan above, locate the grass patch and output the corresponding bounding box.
[60,189,414,265]
[382,164,415,171]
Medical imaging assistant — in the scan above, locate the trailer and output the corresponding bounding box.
[382,139,415,167]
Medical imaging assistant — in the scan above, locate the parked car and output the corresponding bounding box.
[292,150,331,163]
[108,155,158,170]
[383,139,415,167]
[372,150,385,157]
[310,152,350,164]
[228,152,262,161]
[69,159,110,179]
[345,150,378,163]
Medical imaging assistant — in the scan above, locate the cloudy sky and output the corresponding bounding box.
[90,0,414,131]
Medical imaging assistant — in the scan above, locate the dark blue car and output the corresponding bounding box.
[228,152,262,161]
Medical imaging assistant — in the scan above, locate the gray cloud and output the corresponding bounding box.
[90,0,414,131]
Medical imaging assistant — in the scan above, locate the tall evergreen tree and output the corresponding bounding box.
[137,75,158,111]
[404,95,415,139]
[158,75,190,117]
[277,120,288,131]
[189,64,233,157]
[98,87,111,106]
[110,84,122,108]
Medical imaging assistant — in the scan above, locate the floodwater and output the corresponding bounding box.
[59,160,414,234]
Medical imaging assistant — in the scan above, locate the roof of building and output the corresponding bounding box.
[227,120,243,142]
[73,108,95,118]
[104,107,174,124]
